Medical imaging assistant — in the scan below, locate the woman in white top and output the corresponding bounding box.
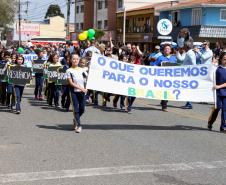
[67,54,87,133]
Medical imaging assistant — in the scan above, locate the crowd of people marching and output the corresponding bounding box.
[1,28,226,133]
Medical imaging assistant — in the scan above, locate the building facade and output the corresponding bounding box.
[158,0,226,43]
[116,7,155,49]
[13,16,66,42]
[74,0,117,41]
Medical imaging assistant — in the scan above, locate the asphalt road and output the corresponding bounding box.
[0,88,226,185]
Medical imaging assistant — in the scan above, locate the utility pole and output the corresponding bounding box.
[66,0,71,40]
[123,5,126,45]
[18,0,22,46]
[24,1,30,18]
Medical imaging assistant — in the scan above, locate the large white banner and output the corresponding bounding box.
[87,54,215,102]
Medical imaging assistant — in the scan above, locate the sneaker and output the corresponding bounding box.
[55,104,61,109]
[73,119,77,130]
[162,106,167,112]
[16,110,21,114]
[75,126,82,133]
[207,122,212,130]
[220,127,225,132]
[39,96,44,101]
[182,105,193,109]
[120,106,125,110]
[113,102,117,108]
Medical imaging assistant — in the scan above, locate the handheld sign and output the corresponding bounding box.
[161,62,179,67]
[33,59,46,74]
[0,64,7,80]
[57,67,68,85]
[48,66,61,83]
[8,66,32,85]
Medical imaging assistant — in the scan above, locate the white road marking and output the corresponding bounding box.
[0,160,226,183]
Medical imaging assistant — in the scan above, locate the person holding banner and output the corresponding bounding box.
[177,41,196,109]
[67,54,87,133]
[212,52,226,132]
[151,44,177,111]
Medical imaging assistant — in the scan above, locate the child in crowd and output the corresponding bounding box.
[13,55,26,114]
[67,54,87,133]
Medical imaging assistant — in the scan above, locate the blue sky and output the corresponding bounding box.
[20,0,75,22]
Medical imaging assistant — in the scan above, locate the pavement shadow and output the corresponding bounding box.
[149,104,185,109]
[41,106,72,112]
[92,105,127,113]
[0,106,16,114]
[36,124,212,132]
[91,105,162,113]
[37,124,73,131]
[132,106,162,111]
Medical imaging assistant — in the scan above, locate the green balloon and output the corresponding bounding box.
[88,36,95,41]
[18,47,24,54]
[88,29,95,38]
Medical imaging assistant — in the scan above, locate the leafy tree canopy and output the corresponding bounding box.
[45,4,64,19]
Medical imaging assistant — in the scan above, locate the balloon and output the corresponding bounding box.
[79,33,87,41]
[84,31,88,37]
[88,36,95,41]
[88,29,95,38]
[18,47,24,54]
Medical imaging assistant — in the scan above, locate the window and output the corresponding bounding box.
[98,1,102,10]
[76,23,79,30]
[105,0,108,8]
[220,9,226,21]
[172,11,180,26]
[104,20,108,29]
[118,0,123,9]
[76,6,79,14]
[97,20,102,29]
[80,5,84,13]
[80,23,84,30]
[192,8,202,25]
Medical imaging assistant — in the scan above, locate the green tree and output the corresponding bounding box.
[45,4,65,19]
[0,0,16,26]
[94,29,105,41]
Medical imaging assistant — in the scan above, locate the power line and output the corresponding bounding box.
[25,2,67,20]
[27,0,59,12]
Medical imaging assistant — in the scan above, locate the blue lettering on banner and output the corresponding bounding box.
[109,60,134,73]
[139,66,208,77]
[98,57,106,66]
[139,78,149,86]
[102,70,135,84]
[154,79,199,89]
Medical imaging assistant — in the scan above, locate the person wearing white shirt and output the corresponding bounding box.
[67,54,87,133]
[176,41,196,109]
[82,39,100,57]
[194,40,213,65]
